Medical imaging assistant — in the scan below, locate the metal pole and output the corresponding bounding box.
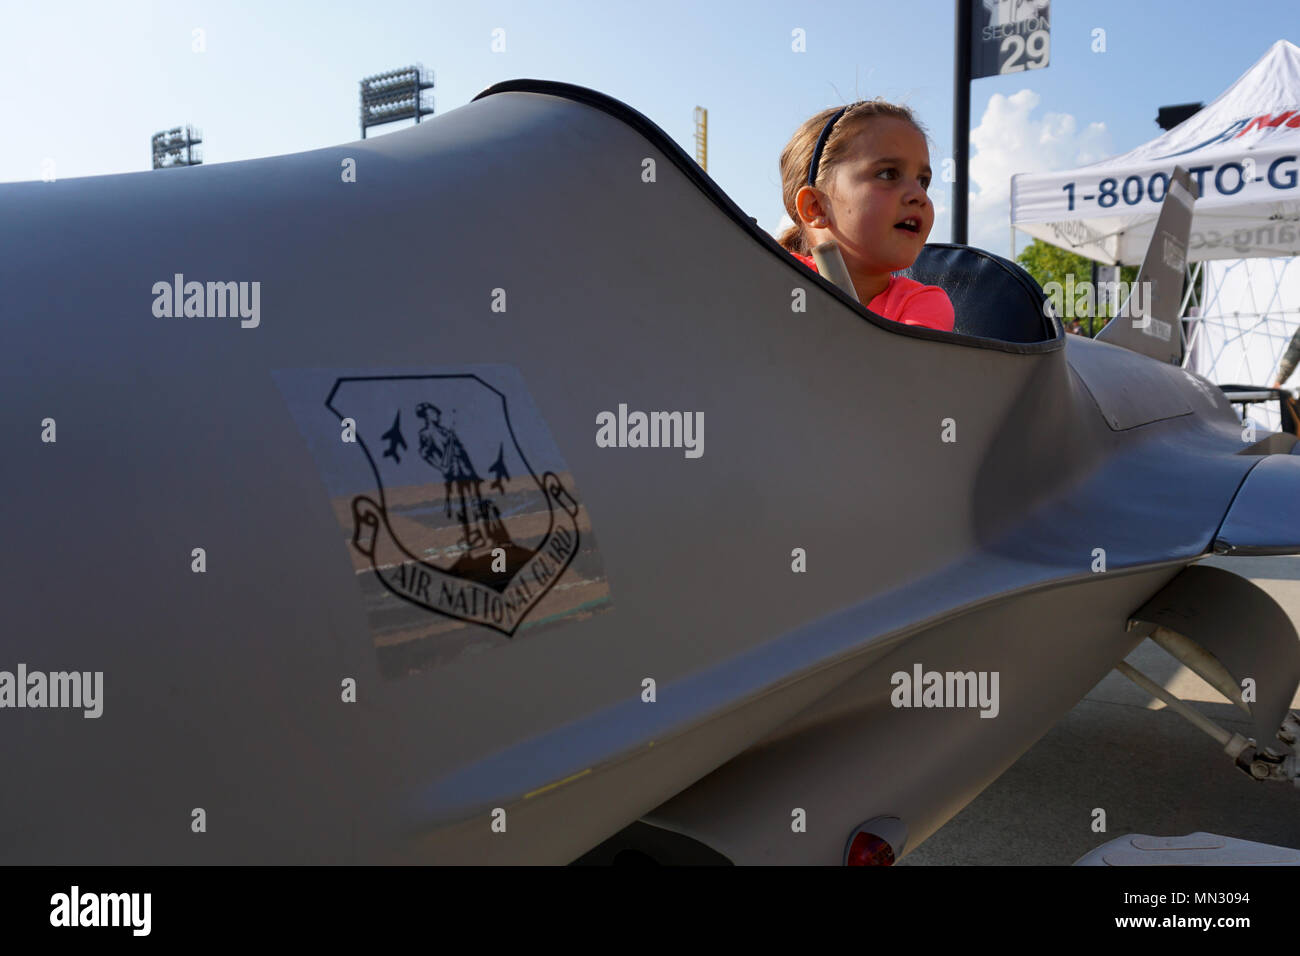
[952,0,970,245]
[1150,627,1251,716]
[1090,260,1097,336]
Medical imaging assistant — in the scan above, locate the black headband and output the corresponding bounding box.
[807,106,849,187]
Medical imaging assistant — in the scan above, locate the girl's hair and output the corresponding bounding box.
[777,99,929,255]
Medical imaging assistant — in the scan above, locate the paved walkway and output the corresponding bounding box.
[900,554,1300,865]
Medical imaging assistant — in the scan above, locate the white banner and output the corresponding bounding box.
[1012,40,1300,264]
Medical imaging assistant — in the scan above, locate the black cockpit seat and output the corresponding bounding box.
[898,243,1059,343]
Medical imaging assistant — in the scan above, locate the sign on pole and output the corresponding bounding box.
[956,0,1052,243]
[970,0,1052,79]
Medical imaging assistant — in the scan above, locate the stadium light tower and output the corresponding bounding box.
[693,107,707,171]
[151,126,203,169]
[360,65,434,139]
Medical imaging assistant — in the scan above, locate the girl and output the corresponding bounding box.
[777,100,955,332]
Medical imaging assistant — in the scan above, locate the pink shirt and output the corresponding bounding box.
[789,251,955,332]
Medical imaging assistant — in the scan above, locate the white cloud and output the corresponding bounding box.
[963,89,1112,257]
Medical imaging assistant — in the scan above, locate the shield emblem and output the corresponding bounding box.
[326,374,582,637]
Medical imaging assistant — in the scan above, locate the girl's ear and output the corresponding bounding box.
[795,185,829,226]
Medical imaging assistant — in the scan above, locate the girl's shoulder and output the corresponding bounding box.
[789,250,818,272]
[883,275,955,331]
[888,274,939,295]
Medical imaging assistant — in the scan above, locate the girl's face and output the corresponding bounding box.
[801,117,934,277]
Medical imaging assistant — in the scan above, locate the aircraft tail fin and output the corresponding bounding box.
[1094,165,1198,364]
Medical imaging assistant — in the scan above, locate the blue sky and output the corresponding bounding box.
[2,1,1296,258]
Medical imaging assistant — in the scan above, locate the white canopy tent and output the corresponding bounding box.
[1011,39,1300,266]
[1010,39,1300,429]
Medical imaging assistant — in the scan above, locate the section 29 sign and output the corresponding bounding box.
[971,0,1051,78]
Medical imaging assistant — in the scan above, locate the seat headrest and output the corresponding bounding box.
[898,243,1059,343]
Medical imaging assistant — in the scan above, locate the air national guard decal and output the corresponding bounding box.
[274,366,611,678]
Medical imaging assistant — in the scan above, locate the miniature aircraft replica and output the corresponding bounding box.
[2,79,1299,866]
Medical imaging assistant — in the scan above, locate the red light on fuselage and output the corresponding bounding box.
[845,831,896,866]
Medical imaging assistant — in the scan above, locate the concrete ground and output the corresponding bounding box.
[899,554,1300,865]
